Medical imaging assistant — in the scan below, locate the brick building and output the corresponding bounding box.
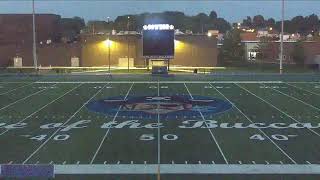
[0,14,61,45]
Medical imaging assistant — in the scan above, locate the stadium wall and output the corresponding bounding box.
[81,35,139,67]
[0,43,81,67]
[80,34,218,67]
[0,34,218,68]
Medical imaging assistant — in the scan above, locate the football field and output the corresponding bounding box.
[0,78,320,179]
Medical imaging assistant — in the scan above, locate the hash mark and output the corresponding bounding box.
[238,161,242,164]
[288,135,298,138]
[8,161,13,164]
[306,161,311,164]
[280,161,283,164]
[252,161,256,164]
[117,161,120,164]
[21,135,31,138]
[211,161,215,164]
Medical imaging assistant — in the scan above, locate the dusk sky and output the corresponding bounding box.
[0,1,320,23]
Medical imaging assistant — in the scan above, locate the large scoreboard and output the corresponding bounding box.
[142,24,175,59]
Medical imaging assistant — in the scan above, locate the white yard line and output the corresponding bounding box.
[0,82,37,84]
[287,82,320,84]
[236,83,320,137]
[0,82,35,96]
[285,83,320,97]
[157,81,161,180]
[209,83,297,164]
[0,84,56,111]
[50,164,320,174]
[3,81,320,84]
[184,83,229,164]
[263,83,320,112]
[23,83,109,164]
[34,81,283,84]
[89,83,134,164]
[5,164,320,175]
[0,84,83,136]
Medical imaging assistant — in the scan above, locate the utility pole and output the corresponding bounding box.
[32,0,38,72]
[280,0,284,74]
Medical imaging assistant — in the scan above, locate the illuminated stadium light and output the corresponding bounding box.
[143,24,175,30]
[174,40,184,51]
[207,32,212,37]
[103,39,113,47]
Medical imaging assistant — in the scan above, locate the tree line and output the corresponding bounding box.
[241,14,320,35]
[81,11,320,35]
[83,11,230,34]
[59,11,320,39]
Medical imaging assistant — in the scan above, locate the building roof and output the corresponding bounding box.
[240,32,258,41]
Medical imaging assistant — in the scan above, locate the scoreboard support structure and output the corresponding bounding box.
[146,58,171,75]
[142,24,175,74]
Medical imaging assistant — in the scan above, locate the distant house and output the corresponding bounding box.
[257,29,269,37]
[242,39,320,67]
[240,32,258,41]
[307,34,313,41]
[207,30,219,36]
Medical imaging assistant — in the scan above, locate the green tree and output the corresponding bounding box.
[86,20,109,33]
[275,14,320,35]
[209,10,218,20]
[218,29,245,66]
[291,40,305,65]
[266,18,276,28]
[99,11,231,33]
[253,15,265,29]
[60,16,85,41]
[255,36,274,61]
[192,13,209,33]
[242,16,252,28]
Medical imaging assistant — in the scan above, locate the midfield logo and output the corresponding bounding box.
[86,95,233,119]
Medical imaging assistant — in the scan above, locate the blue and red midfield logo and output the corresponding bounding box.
[86,95,232,119]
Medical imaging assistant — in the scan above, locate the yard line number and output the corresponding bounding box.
[250,134,298,141]
[139,134,178,141]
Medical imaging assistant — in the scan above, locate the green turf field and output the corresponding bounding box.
[0,75,320,179]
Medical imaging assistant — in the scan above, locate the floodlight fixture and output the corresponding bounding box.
[143,24,175,31]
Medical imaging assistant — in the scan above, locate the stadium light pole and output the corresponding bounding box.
[280,0,284,74]
[108,39,111,74]
[127,16,130,72]
[32,0,38,72]
[105,38,112,74]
